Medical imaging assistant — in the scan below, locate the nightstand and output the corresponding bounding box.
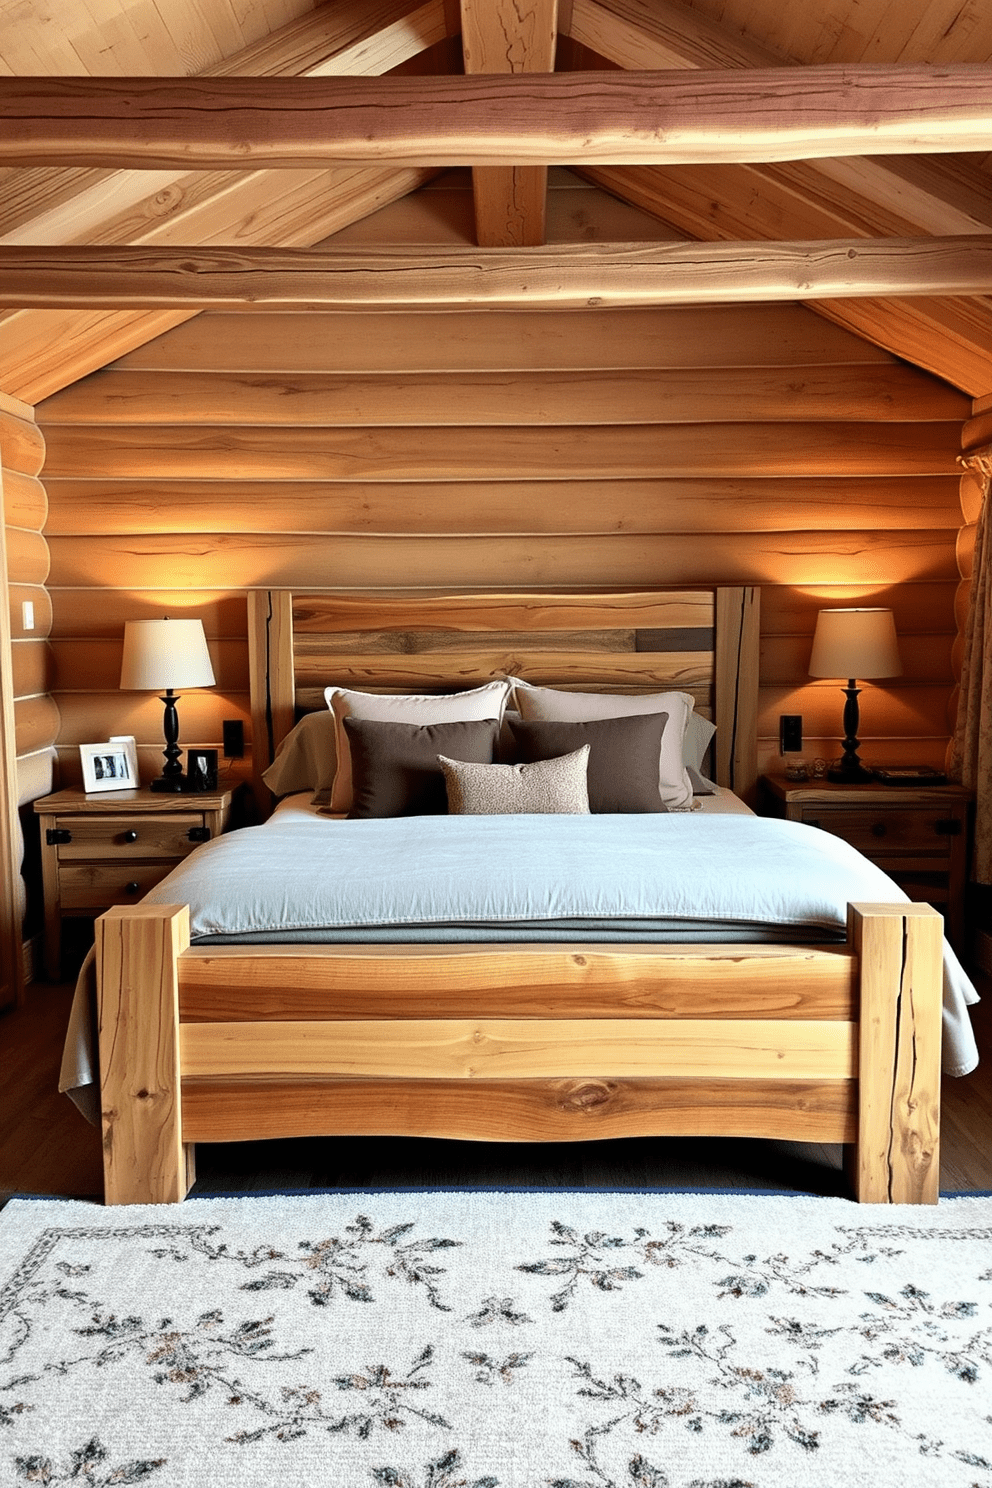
[761,775,972,950]
[34,786,233,980]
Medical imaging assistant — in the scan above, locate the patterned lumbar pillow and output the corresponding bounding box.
[439,746,591,815]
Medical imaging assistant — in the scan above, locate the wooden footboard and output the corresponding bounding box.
[94,900,943,1207]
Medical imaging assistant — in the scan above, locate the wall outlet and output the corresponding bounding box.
[779,714,803,753]
[222,719,244,758]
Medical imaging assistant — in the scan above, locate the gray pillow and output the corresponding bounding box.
[440,747,591,816]
[509,712,669,813]
[343,716,498,818]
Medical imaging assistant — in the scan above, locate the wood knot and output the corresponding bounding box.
[562,1081,612,1111]
[135,1088,150,1100]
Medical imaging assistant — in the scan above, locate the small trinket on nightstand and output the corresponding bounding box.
[784,760,809,780]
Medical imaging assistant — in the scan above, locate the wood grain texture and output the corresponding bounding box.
[4,69,992,168]
[8,238,992,310]
[3,526,49,587]
[13,694,61,758]
[849,902,943,1204]
[96,904,192,1206]
[37,365,970,426]
[0,410,45,477]
[45,530,960,590]
[180,1074,857,1144]
[0,509,24,1007]
[179,1016,856,1081]
[177,942,857,1022]
[40,476,963,535]
[114,305,897,371]
[0,472,48,533]
[39,421,961,480]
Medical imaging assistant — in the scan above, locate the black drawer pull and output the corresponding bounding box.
[46,828,72,845]
[935,818,962,836]
[188,826,211,842]
[124,881,140,895]
[122,829,139,843]
[870,822,887,838]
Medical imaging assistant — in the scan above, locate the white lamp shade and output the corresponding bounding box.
[808,608,902,681]
[120,618,216,691]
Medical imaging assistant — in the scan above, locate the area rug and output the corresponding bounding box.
[2,1192,992,1488]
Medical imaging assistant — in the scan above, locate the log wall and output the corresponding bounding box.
[1,391,55,997]
[36,294,969,784]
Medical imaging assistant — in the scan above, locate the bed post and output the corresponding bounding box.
[849,902,943,1204]
[248,587,294,807]
[96,904,191,1206]
[714,586,759,804]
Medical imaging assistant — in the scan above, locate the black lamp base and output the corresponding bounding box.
[826,762,876,784]
[828,679,876,784]
[149,774,188,793]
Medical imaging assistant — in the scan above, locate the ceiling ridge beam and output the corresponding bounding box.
[4,68,992,170]
[4,238,992,311]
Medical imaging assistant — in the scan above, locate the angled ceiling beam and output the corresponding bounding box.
[4,237,992,311]
[461,0,558,247]
[4,67,992,170]
[563,0,992,393]
[0,0,453,403]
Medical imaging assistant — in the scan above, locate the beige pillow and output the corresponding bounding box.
[510,679,695,810]
[440,747,591,815]
[324,680,510,813]
[262,711,338,804]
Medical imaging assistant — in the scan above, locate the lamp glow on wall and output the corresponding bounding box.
[120,619,216,792]
[809,608,902,783]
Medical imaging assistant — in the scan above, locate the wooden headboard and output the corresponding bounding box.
[247,588,760,802]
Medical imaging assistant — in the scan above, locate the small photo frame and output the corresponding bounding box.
[185,748,218,792]
[79,741,136,793]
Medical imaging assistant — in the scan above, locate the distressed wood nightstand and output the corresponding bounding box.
[34,786,233,980]
[760,774,972,950]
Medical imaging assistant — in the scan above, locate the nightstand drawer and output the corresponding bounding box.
[800,808,959,857]
[59,860,179,910]
[49,813,209,860]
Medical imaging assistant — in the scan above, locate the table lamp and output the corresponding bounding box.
[120,618,216,792]
[809,607,901,783]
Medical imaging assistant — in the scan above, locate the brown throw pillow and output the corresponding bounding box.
[343,716,499,818]
[509,712,669,813]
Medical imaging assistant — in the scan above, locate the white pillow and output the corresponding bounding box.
[510,679,695,810]
[440,747,591,815]
[324,680,510,813]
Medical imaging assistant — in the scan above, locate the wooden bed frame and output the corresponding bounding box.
[94,588,943,1206]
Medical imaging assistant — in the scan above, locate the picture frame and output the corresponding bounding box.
[185,747,218,791]
[79,740,136,793]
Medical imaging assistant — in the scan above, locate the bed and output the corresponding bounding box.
[91,587,970,1207]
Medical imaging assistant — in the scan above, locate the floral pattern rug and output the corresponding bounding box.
[2,1190,992,1487]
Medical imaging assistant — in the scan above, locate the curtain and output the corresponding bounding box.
[951,446,992,883]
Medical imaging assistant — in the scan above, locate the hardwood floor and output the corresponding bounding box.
[2,972,990,1206]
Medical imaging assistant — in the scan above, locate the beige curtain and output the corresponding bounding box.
[951,446,992,883]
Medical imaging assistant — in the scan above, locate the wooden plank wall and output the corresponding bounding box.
[35,292,970,784]
[1,391,56,995]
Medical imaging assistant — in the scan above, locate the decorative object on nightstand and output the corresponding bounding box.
[808,608,902,783]
[119,618,215,792]
[33,786,233,981]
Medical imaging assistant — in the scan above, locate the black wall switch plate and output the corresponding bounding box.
[223,719,244,758]
[780,714,803,753]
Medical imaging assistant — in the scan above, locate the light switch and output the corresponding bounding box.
[21,600,35,631]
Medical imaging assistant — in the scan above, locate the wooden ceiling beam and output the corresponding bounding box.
[4,67,992,170]
[563,0,992,391]
[461,0,558,248]
[4,238,992,311]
